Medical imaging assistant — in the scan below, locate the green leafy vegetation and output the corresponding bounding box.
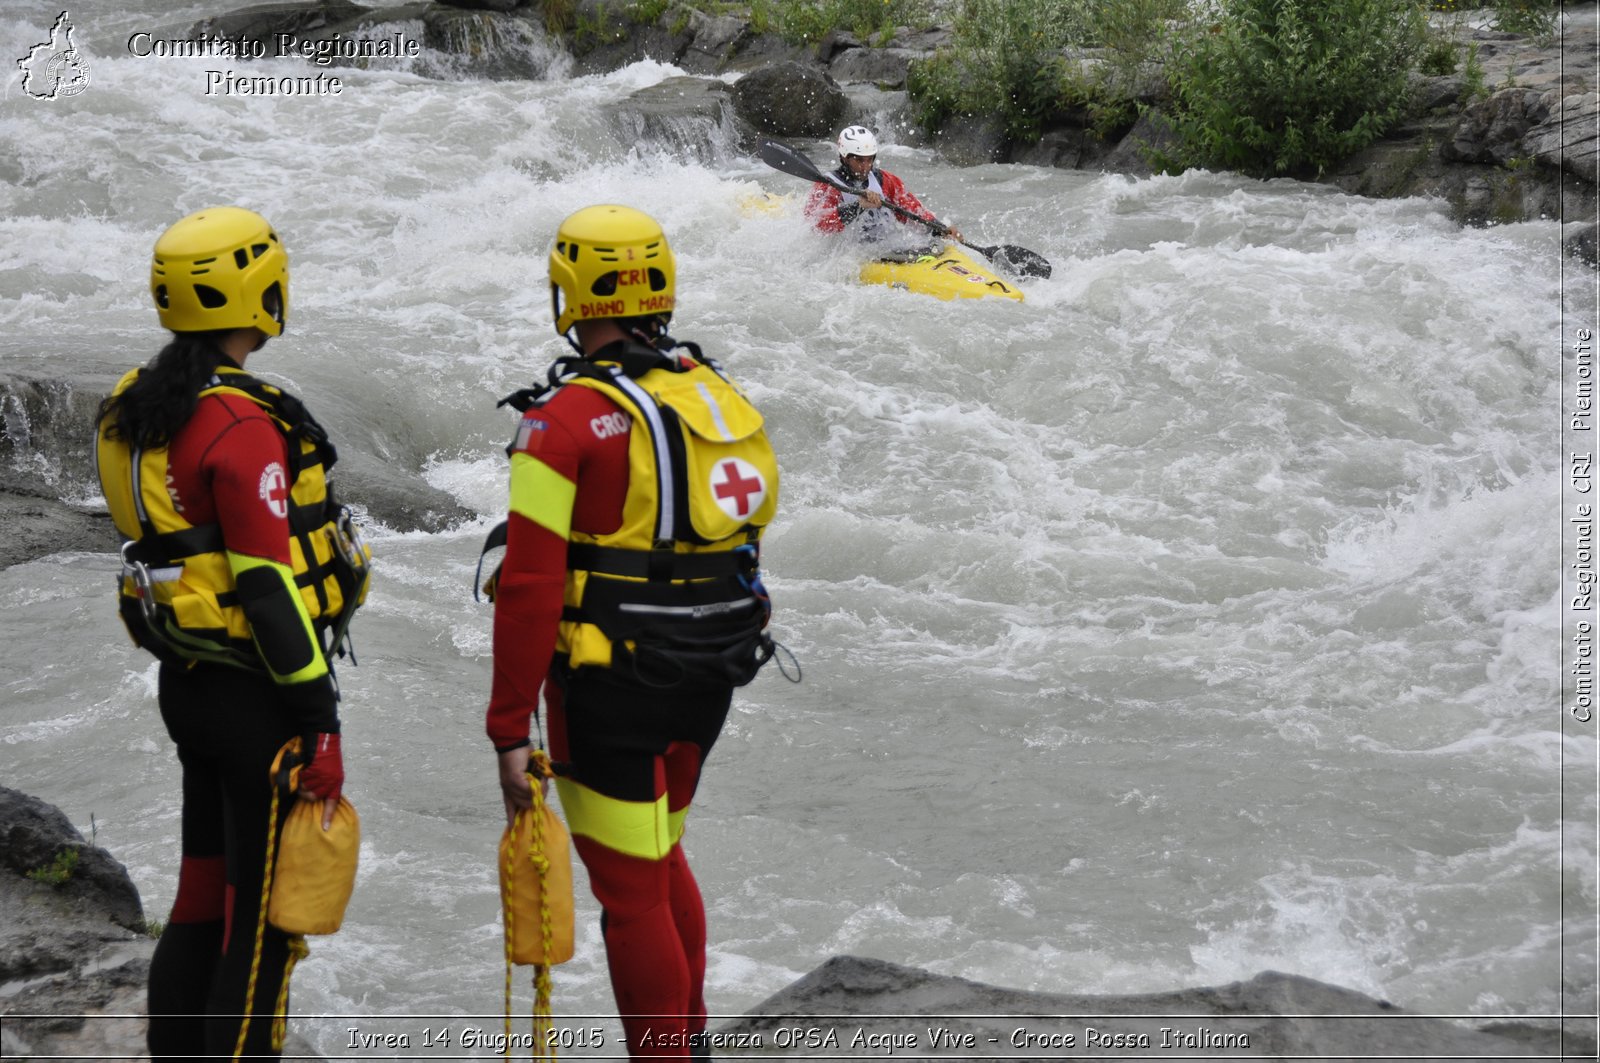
[748,0,933,44]
[1486,0,1560,36]
[907,0,1183,145]
[26,847,80,886]
[1156,0,1428,178]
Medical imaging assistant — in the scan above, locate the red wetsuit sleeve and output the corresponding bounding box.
[805,182,846,233]
[880,170,938,226]
[486,386,633,751]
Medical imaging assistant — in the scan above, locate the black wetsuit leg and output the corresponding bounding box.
[147,662,299,1062]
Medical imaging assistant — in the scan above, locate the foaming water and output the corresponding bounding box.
[2,5,1593,1052]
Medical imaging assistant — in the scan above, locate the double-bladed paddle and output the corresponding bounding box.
[758,139,1053,280]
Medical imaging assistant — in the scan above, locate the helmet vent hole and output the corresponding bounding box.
[154,284,169,309]
[647,268,667,292]
[567,243,580,263]
[234,249,249,270]
[194,284,228,309]
[263,282,284,325]
[590,272,618,297]
[251,243,270,259]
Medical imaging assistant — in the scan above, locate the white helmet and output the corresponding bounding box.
[837,125,878,159]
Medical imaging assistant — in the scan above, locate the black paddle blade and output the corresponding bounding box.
[990,244,1053,280]
[759,140,827,184]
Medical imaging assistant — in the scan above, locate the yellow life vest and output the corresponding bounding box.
[96,366,370,671]
[485,343,780,687]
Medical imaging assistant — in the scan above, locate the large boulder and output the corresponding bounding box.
[0,786,146,984]
[731,61,848,138]
[184,0,378,45]
[1524,92,1600,185]
[1444,87,1552,165]
[717,955,1580,1059]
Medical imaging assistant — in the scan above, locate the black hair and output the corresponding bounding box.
[97,332,233,450]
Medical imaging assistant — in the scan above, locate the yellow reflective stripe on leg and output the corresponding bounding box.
[226,551,327,685]
[668,806,689,847]
[509,453,575,539]
[554,777,671,861]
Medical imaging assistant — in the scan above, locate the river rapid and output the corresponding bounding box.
[2,1,1596,1054]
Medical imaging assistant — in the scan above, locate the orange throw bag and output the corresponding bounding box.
[499,770,575,965]
[266,738,360,936]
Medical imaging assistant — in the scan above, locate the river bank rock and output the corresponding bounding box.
[0,365,474,569]
[730,61,849,138]
[0,786,150,1058]
[0,788,326,1060]
[7,783,1587,1060]
[717,955,1590,1061]
[183,2,1597,234]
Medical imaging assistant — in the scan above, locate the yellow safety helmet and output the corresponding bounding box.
[549,204,675,340]
[150,206,288,336]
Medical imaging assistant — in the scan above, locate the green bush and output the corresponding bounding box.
[907,0,1182,145]
[1488,0,1560,36]
[1157,0,1428,179]
[749,0,932,44]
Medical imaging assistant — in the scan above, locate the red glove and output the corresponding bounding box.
[297,732,344,803]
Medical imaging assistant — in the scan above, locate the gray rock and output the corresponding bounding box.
[1413,73,1468,114]
[1,951,327,1061]
[684,10,750,68]
[1570,223,1599,266]
[418,6,562,81]
[932,113,1009,166]
[1098,110,1180,176]
[0,366,473,564]
[718,955,1569,1060]
[186,0,375,45]
[1524,91,1600,185]
[0,786,146,984]
[828,47,922,90]
[1446,87,1553,165]
[731,62,848,138]
[568,0,697,73]
[434,0,525,11]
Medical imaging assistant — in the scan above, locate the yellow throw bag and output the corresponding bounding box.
[266,738,361,936]
[269,795,360,936]
[499,782,575,966]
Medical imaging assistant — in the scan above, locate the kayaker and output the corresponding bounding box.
[804,125,964,245]
[484,204,785,1060]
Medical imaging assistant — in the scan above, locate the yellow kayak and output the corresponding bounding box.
[859,245,1024,303]
[736,192,1025,302]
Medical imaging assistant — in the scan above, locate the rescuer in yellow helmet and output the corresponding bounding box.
[96,206,369,1060]
[482,204,790,1060]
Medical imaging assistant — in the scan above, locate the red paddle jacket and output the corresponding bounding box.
[804,166,938,233]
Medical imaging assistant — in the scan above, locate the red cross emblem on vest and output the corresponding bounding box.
[710,458,766,520]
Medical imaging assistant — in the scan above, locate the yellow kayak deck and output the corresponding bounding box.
[859,245,1024,302]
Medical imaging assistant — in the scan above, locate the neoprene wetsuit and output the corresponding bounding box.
[487,342,773,1060]
[113,383,342,1060]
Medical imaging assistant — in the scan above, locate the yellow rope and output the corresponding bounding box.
[233,743,290,1059]
[504,752,557,1062]
[271,936,310,1050]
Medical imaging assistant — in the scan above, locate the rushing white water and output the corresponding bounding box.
[2,1,1595,1055]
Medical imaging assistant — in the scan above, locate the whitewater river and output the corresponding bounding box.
[2,1,1596,1056]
